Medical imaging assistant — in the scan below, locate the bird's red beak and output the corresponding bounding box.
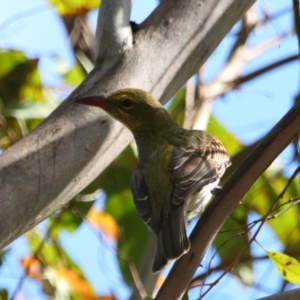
[75,95,111,111]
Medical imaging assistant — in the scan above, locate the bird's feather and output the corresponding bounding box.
[132,162,190,273]
[131,170,154,230]
[152,208,190,273]
[170,134,230,207]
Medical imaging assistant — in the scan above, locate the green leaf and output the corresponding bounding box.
[103,145,137,195]
[267,175,300,246]
[48,0,101,16]
[26,230,85,277]
[0,50,44,104]
[0,249,9,267]
[0,289,8,300]
[2,101,57,119]
[63,64,86,86]
[83,145,138,196]
[0,50,27,77]
[0,50,47,147]
[213,205,253,284]
[214,215,249,263]
[48,199,95,239]
[167,87,186,126]
[245,173,300,249]
[267,250,300,285]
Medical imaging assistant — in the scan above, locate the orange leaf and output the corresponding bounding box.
[57,268,96,299]
[87,208,120,240]
[20,255,41,279]
[156,274,165,289]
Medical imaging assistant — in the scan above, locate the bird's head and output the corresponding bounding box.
[76,88,174,135]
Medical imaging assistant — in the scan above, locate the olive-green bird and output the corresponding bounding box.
[76,88,231,272]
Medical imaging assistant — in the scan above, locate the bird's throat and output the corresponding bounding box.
[133,123,179,162]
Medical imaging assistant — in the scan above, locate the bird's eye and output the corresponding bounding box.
[122,99,133,109]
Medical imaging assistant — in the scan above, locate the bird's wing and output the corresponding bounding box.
[132,164,190,272]
[169,135,231,205]
[131,168,154,228]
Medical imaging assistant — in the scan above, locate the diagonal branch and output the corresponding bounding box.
[0,0,254,249]
[258,288,300,300]
[63,14,96,63]
[235,54,300,87]
[156,100,300,299]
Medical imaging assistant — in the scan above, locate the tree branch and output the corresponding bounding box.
[95,0,133,64]
[0,0,254,249]
[258,288,300,300]
[156,100,300,299]
[63,14,96,63]
[235,54,300,86]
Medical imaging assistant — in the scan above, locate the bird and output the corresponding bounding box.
[76,88,231,272]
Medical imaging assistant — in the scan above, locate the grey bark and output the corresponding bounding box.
[258,289,300,300]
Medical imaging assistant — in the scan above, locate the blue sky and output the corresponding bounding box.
[0,0,299,299]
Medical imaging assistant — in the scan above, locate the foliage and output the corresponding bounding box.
[267,251,300,285]
[0,1,299,300]
[48,0,101,16]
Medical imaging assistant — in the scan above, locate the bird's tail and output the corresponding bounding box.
[152,208,190,273]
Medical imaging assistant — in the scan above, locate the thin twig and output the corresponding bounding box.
[235,54,300,86]
[0,5,51,33]
[72,206,148,299]
[268,196,300,219]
